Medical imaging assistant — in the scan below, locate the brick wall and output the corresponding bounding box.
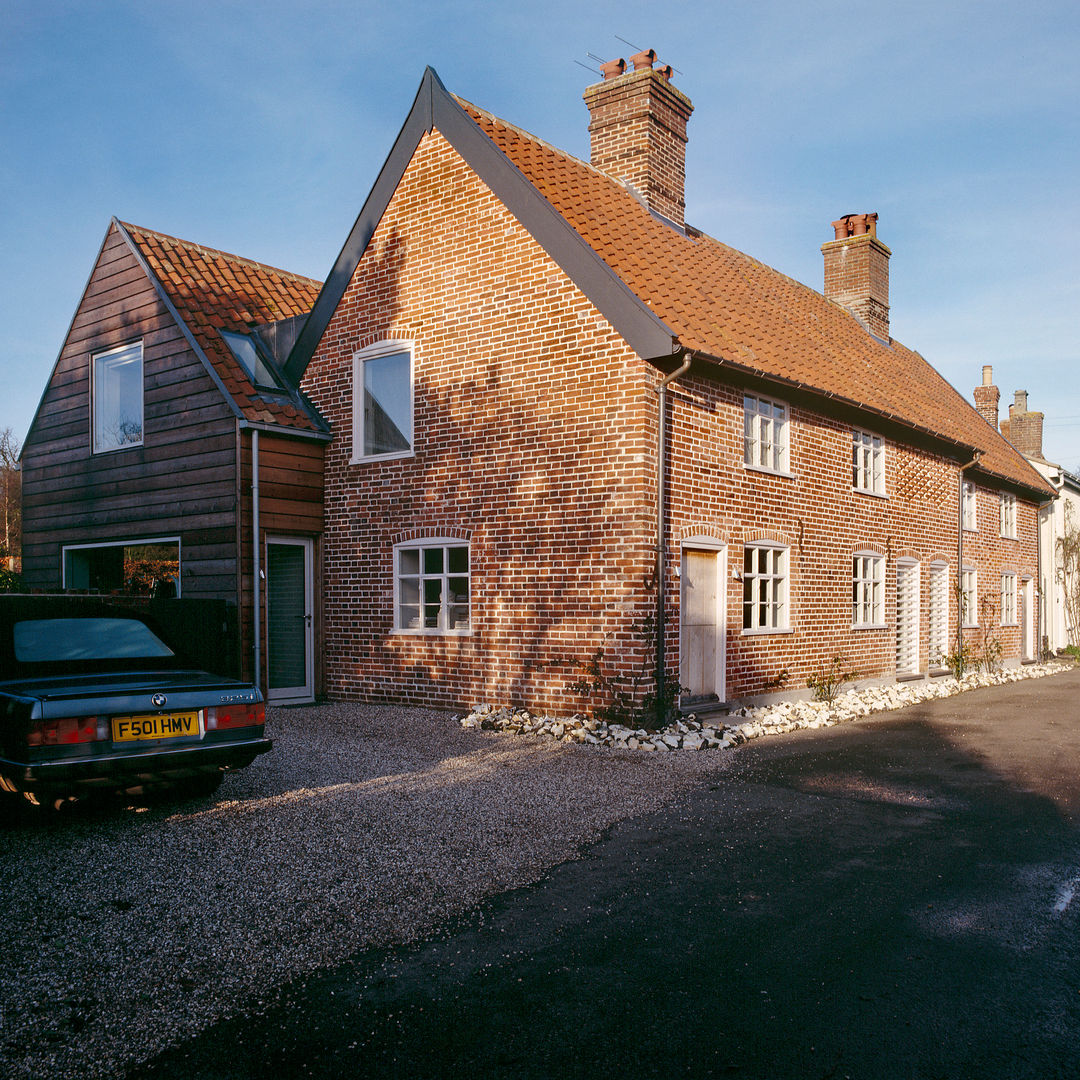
[303,131,658,713]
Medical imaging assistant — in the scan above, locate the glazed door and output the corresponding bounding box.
[266,538,314,704]
[896,560,920,676]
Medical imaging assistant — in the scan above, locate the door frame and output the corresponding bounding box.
[679,538,727,704]
[1020,576,1035,662]
[265,535,315,705]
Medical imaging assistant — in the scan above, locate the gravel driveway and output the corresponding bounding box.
[0,703,729,1080]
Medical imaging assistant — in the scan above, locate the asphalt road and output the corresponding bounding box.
[137,669,1080,1080]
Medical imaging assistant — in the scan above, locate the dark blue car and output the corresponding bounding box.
[0,599,271,807]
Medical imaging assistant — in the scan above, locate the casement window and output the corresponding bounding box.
[63,538,180,596]
[962,482,977,531]
[352,340,414,462]
[742,543,789,632]
[852,430,885,494]
[852,552,885,627]
[961,567,978,628]
[1000,572,1018,625]
[92,341,143,453]
[743,394,789,474]
[999,493,1017,539]
[929,560,950,666]
[394,540,470,633]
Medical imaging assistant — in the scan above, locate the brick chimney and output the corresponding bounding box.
[973,365,1000,429]
[583,49,694,228]
[821,213,891,341]
[1000,389,1045,460]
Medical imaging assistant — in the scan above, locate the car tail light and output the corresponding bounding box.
[27,716,109,747]
[205,702,265,731]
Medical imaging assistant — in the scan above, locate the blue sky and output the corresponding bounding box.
[4,0,1079,468]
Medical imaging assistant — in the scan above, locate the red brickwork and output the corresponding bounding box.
[303,131,659,712]
[583,68,693,227]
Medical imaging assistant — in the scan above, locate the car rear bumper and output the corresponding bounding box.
[0,736,272,793]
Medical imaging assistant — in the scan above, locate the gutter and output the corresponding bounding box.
[654,349,693,718]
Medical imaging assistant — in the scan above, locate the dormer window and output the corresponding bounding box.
[221,330,284,390]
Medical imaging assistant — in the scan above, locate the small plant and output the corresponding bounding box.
[976,593,1003,675]
[806,656,858,704]
[1063,644,1080,663]
[565,610,685,730]
[941,640,977,680]
[762,669,791,693]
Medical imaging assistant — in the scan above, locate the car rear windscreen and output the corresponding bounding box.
[13,618,177,663]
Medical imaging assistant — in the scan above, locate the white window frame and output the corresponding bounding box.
[742,542,790,633]
[393,537,471,635]
[62,536,181,595]
[92,341,144,454]
[852,551,885,628]
[999,493,1017,539]
[351,339,415,464]
[743,393,790,475]
[852,429,885,495]
[961,566,978,628]
[1000,572,1018,626]
[962,482,978,532]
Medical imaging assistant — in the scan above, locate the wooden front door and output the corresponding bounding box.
[680,547,725,701]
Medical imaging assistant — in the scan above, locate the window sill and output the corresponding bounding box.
[740,626,793,636]
[1001,621,1019,628]
[999,534,1018,541]
[852,623,888,631]
[962,526,978,534]
[852,486,888,499]
[351,450,415,465]
[391,628,473,637]
[744,464,794,480]
[92,442,144,456]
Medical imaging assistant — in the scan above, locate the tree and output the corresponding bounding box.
[0,428,20,564]
[1059,502,1080,649]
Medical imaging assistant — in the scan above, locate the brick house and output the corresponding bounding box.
[20,220,328,702]
[974,368,1080,652]
[283,58,1054,714]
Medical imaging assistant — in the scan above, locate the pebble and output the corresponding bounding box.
[460,661,1071,752]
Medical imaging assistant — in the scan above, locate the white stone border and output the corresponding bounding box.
[460,662,1072,752]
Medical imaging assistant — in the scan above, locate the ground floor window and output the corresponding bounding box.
[852,552,884,627]
[63,539,180,596]
[742,543,789,631]
[1001,573,1017,625]
[961,567,978,628]
[394,539,470,633]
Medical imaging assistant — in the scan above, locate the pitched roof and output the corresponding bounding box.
[118,221,327,434]
[290,68,1051,496]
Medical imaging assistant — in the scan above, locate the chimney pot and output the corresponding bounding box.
[1013,390,1028,413]
[600,58,626,80]
[630,48,657,71]
[657,64,673,80]
[982,364,993,386]
[973,366,1000,429]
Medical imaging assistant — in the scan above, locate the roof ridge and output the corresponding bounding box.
[117,221,322,289]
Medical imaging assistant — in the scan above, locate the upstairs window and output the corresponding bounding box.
[999,493,1017,539]
[852,552,885,627]
[394,540,470,633]
[353,341,413,462]
[93,342,143,453]
[742,543,789,632]
[743,394,789,474]
[852,430,885,494]
[962,482,977,531]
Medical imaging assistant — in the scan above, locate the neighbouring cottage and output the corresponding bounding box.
[282,56,1054,713]
[973,367,1080,653]
[19,220,328,702]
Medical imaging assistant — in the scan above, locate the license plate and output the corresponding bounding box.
[112,711,201,743]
